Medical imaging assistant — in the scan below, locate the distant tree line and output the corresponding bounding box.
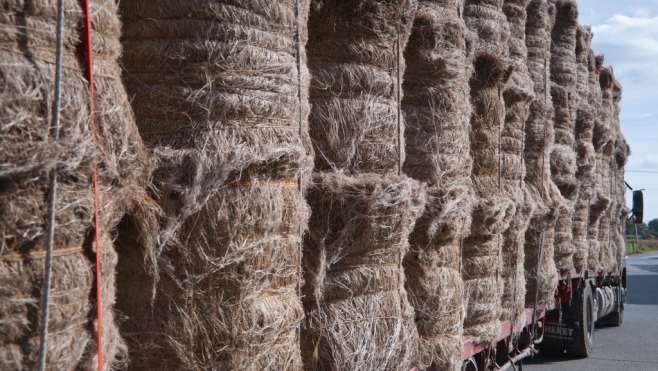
[626,218,658,238]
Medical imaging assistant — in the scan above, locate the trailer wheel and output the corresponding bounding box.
[604,309,624,326]
[603,285,625,327]
[566,285,594,358]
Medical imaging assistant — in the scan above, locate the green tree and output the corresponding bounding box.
[627,219,649,237]
[648,218,658,233]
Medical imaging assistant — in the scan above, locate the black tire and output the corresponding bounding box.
[566,285,594,358]
[601,305,624,326]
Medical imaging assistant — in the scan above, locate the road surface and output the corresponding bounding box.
[523,251,658,370]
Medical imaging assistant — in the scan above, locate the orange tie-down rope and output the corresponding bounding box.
[80,0,103,369]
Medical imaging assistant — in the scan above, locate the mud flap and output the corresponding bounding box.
[542,305,582,347]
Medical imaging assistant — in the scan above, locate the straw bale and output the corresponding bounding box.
[117,0,313,369]
[499,189,534,328]
[302,1,426,369]
[1,0,147,369]
[547,0,580,271]
[494,0,538,333]
[570,26,597,270]
[461,0,518,343]
[301,173,425,371]
[592,65,617,272]
[306,0,417,174]
[609,78,627,272]
[523,192,560,310]
[523,0,555,206]
[400,1,473,368]
[522,0,559,313]
[581,48,605,271]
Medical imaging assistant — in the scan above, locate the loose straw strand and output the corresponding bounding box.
[396,26,403,177]
[294,0,304,346]
[37,0,64,369]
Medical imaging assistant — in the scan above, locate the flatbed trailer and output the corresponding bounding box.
[455,264,626,371]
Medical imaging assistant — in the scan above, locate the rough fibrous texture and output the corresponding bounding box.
[611,79,629,271]
[307,0,416,175]
[302,174,425,371]
[302,1,424,369]
[523,0,558,312]
[116,0,313,369]
[549,0,579,271]
[570,25,597,271]
[500,0,536,331]
[462,0,516,343]
[401,0,473,369]
[1,0,147,369]
[592,64,616,273]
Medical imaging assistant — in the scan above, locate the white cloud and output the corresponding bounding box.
[587,9,658,221]
[640,157,658,169]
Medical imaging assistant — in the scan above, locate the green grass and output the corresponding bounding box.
[627,240,658,255]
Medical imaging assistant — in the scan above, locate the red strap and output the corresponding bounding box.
[80,1,103,370]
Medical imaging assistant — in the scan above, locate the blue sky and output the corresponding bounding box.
[576,0,658,223]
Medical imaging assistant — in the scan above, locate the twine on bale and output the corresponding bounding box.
[523,0,559,313]
[531,214,548,340]
[400,1,475,367]
[2,1,145,369]
[37,1,65,369]
[116,1,313,368]
[301,1,424,368]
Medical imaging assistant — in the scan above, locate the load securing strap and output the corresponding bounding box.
[80,0,105,369]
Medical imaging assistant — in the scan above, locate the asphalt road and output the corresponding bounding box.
[523,251,658,370]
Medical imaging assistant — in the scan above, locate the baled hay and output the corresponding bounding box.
[523,0,555,208]
[610,78,627,271]
[117,0,312,369]
[498,0,537,332]
[301,173,425,371]
[597,201,617,272]
[585,54,610,271]
[402,0,473,217]
[520,0,559,317]
[523,183,561,312]
[462,0,516,343]
[499,189,535,329]
[307,0,417,174]
[587,195,610,271]
[1,1,147,369]
[593,66,617,272]
[548,0,580,271]
[400,1,473,369]
[571,26,597,270]
[116,182,308,370]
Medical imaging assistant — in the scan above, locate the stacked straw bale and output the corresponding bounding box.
[462,0,516,343]
[522,0,559,312]
[570,25,596,271]
[302,174,425,371]
[611,79,629,271]
[400,0,473,369]
[301,1,426,369]
[586,55,612,271]
[499,0,536,331]
[116,0,313,369]
[593,65,617,272]
[599,75,625,272]
[585,56,605,271]
[1,0,147,369]
[548,0,580,271]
